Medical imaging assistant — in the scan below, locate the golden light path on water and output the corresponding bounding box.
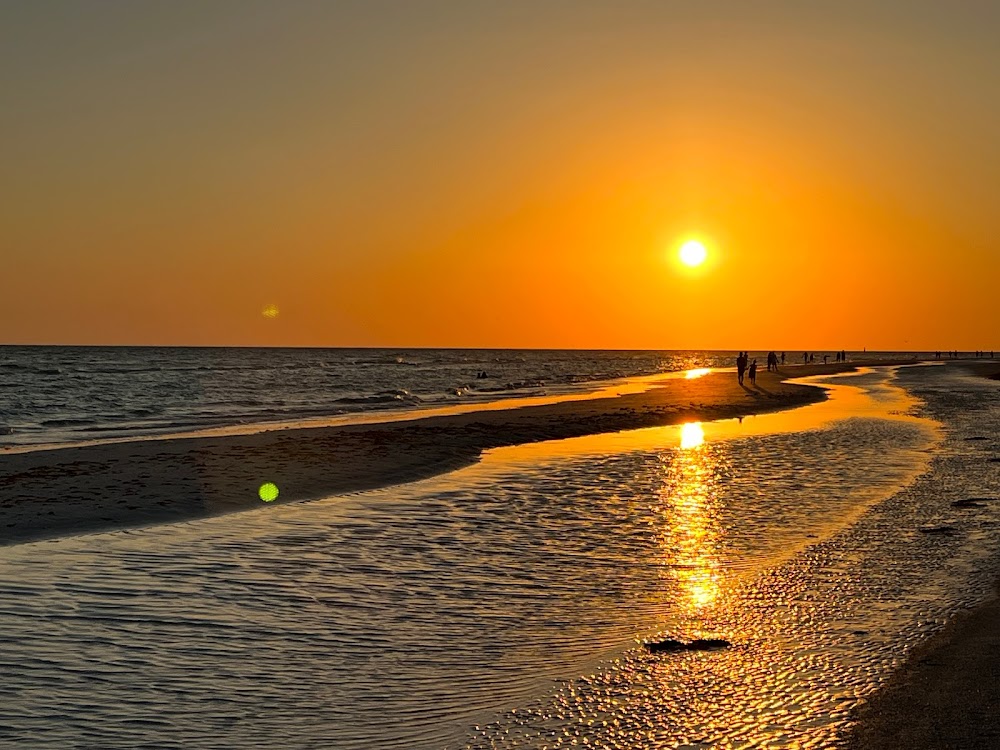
[664,422,721,616]
[684,367,711,380]
[463,365,948,749]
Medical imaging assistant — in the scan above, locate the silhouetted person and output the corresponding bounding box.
[736,352,747,385]
[781,352,786,365]
[841,349,847,362]
[809,353,815,363]
[748,359,757,385]
[824,354,829,364]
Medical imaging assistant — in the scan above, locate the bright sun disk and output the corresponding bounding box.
[679,240,708,267]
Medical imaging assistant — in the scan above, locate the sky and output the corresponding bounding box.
[1,1,997,349]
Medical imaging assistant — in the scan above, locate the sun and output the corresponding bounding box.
[679,240,708,267]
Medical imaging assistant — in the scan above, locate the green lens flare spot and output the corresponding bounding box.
[259,482,280,503]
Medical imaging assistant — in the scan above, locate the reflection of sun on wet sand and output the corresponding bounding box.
[0,359,929,546]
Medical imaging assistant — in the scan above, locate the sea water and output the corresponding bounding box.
[0,363,998,748]
[0,346,925,446]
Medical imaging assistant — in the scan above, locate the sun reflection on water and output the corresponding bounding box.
[679,421,704,450]
[660,422,721,618]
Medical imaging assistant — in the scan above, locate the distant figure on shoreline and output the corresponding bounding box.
[736,352,747,385]
[803,352,808,365]
[824,354,829,364]
[781,352,786,365]
[766,351,778,372]
[748,359,758,385]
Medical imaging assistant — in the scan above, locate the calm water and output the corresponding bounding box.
[1,364,999,748]
[0,347,928,446]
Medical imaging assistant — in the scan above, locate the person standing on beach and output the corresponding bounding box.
[781,352,786,365]
[748,359,757,385]
[803,352,808,364]
[737,352,747,385]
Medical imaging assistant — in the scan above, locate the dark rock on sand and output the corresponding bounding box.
[689,638,731,650]
[951,498,996,508]
[645,638,731,653]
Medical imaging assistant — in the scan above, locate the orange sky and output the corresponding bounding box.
[2,2,997,349]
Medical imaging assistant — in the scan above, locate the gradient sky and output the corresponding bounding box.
[2,1,997,349]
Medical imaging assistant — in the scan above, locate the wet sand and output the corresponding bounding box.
[844,361,1000,750]
[0,360,916,546]
[843,591,1000,750]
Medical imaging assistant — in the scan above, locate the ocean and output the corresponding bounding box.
[0,346,926,447]
[1,361,999,748]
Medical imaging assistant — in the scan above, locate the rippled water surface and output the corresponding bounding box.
[0,346,927,446]
[2,364,1000,748]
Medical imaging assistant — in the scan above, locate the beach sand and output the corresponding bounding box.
[0,360,892,546]
[13,355,1000,748]
[843,587,1000,749]
[843,361,1000,750]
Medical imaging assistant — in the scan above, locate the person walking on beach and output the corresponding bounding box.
[737,352,747,385]
[781,352,786,365]
[748,359,757,385]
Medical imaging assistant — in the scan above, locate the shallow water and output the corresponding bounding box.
[0,346,926,446]
[1,364,999,748]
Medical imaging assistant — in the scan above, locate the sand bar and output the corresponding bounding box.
[0,360,920,546]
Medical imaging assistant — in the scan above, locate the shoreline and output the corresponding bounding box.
[0,360,919,547]
[842,584,1000,749]
[841,359,1000,749]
